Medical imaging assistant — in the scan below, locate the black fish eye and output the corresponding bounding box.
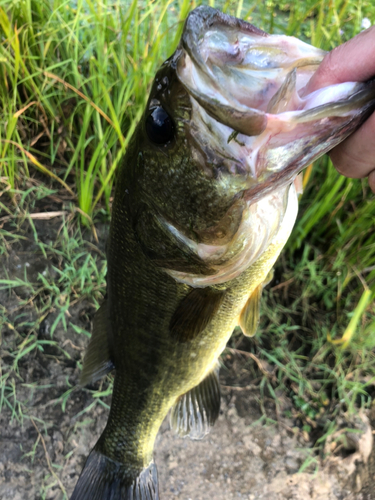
[145,106,175,145]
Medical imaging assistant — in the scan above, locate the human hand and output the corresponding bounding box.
[305,25,375,193]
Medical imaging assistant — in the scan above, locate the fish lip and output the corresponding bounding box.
[176,6,326,137]
[180,6,268,72]
[176,6,269,136]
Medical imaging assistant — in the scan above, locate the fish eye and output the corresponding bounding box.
[145,106,175,145]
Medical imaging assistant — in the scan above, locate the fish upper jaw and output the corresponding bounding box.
[176,6,375,202]
[178,6,325,122]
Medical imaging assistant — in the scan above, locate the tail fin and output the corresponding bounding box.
[70,450,159,500]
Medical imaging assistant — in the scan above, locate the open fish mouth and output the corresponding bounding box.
[136,6,375,288]
[176,6,375,202]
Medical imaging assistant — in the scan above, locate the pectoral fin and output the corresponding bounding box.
[239,269,274,337]
[239,285,262,337]
[80,299,115,386]
[170,368,221,440]
[169,288,226,342]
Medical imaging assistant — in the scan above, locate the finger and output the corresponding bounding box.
[305,25,375,94]
[329,111,375,179]
[369,170,375,194]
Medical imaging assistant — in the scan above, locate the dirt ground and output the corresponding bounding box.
[1,316,375,500]
[1,362,375,500]
[1,203,375,500]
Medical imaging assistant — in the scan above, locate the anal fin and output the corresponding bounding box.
[239,269,274,337]
[80,299,115,386]
[170,368,221,440]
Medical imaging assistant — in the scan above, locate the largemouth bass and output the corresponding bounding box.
[71,6,375,500]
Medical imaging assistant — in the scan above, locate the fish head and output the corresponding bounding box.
[124,6,375,286]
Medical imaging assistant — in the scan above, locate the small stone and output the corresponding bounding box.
[272,434,281,448]
[242,436,262,456]
[285,456,299,473]
[355,474,362,492]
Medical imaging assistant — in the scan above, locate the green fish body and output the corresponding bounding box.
[70,7,375,500]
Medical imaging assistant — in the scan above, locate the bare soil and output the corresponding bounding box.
[1,197,375,500]
[1,363,375,500]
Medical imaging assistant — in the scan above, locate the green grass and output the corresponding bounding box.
[1,0,375,217]
[0,185,108,402]
[0,184,112,498]
[1,0,375,486]
[0,0,194,219]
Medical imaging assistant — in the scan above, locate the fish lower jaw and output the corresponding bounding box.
[186,75,368,189]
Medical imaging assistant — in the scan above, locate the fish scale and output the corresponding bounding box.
[70,6,375,499]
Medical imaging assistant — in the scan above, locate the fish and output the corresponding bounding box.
[70,6,375,500]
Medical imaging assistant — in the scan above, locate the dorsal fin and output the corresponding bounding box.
[239,268,274,337]
[169,288,226,342]
[170,368,221,440]
[80,299,115,386]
